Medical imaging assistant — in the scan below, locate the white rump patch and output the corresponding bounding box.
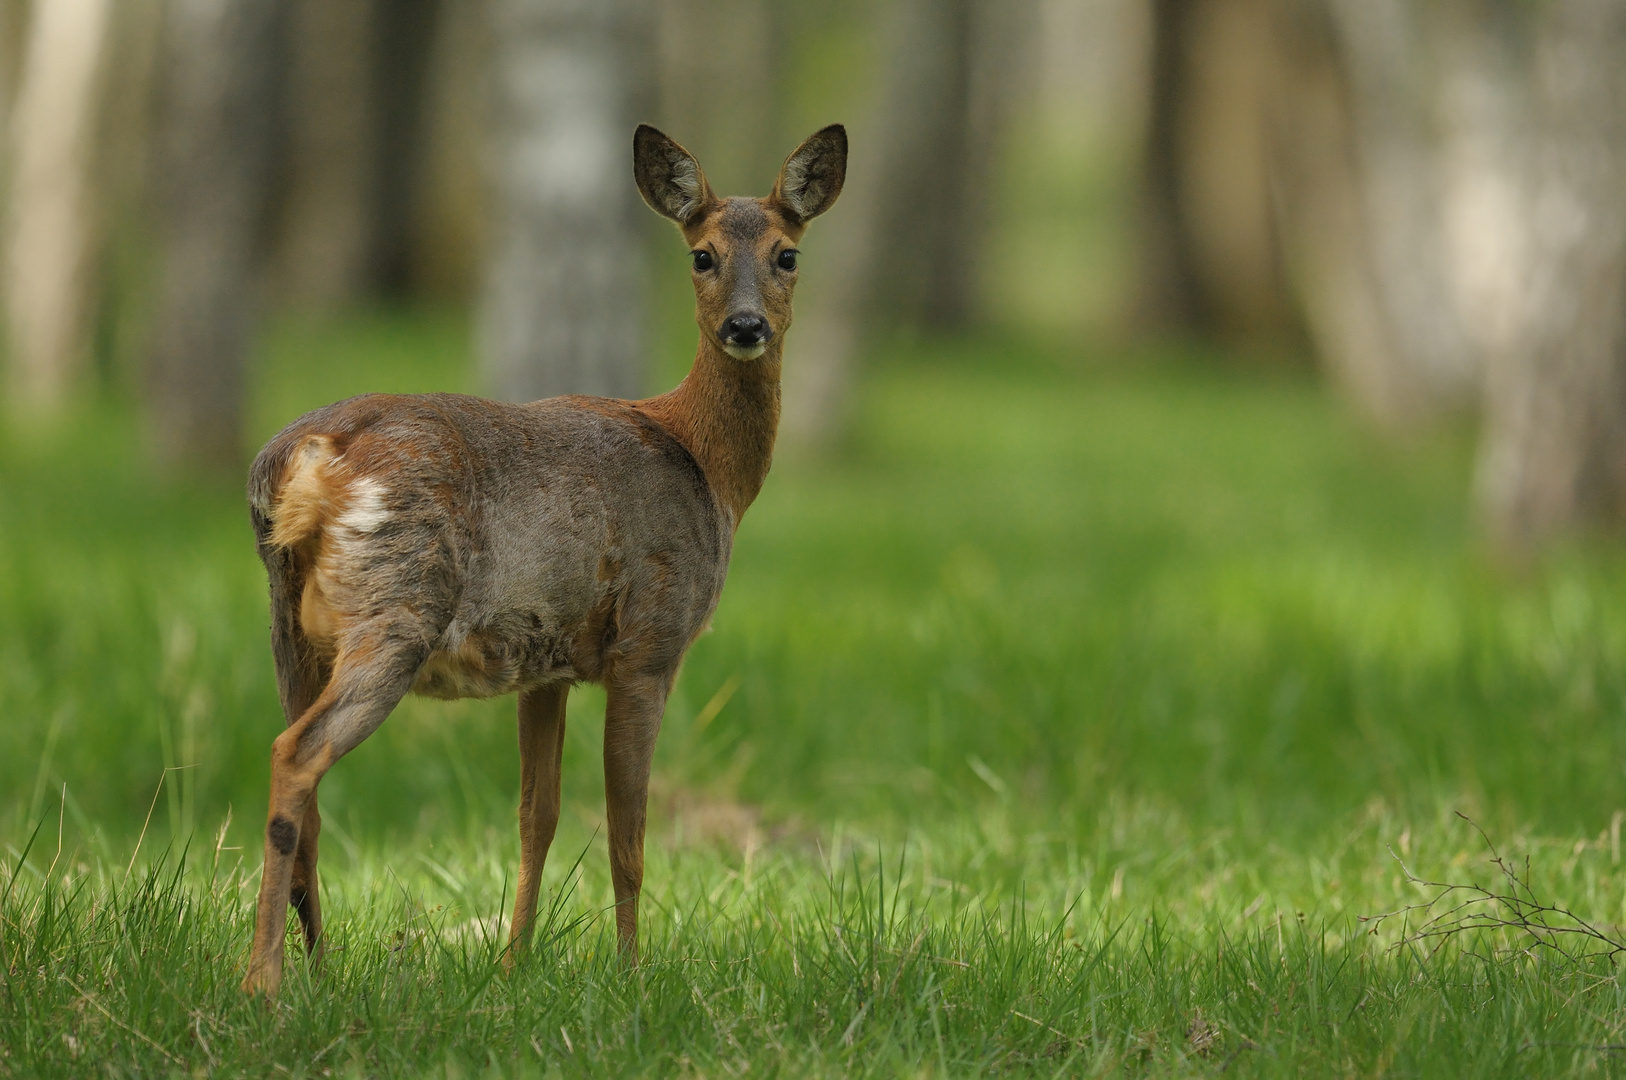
[339,477,389,533]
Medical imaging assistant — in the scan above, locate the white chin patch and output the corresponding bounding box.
[722,342,767,360]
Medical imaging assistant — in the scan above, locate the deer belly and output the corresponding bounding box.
[411,629,574,700]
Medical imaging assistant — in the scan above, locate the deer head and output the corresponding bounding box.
[634,124,847,360]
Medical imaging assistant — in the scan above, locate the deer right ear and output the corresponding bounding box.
[633,125,714,225]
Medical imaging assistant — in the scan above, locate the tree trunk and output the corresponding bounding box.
[271,0,377,309]
[270,0,441,307]
[655,0,779,195]
[1269,0,1436,426]
[1323,0,1476,407]
[93,0,169,385]
[1138,0,1295,340]
[3,0,111,412]
[860,0,1001,332]
[370,0,442,296]
[412,0,488,302]
[1474,0,1626,548]
[781,0,1025,445]
[0,0,31,242]
[1433,0,1524,381]
[0,1,24,109]
[1137,0,1207,331]
[147,0,283,470]
[777,201,871,443]
[479,0,653,403]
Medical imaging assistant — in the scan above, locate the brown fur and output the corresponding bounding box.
[267,436,339,549]
[239,125,846,996]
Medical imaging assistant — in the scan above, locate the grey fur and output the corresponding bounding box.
[717,199,770,330]
[249,392,730,701]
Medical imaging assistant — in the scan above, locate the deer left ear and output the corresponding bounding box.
[770,124,847,225]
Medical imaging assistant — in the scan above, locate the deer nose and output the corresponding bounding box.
[722,314,768,345]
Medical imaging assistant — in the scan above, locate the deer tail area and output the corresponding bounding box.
[253,434,341,551]
[248,433,343,721]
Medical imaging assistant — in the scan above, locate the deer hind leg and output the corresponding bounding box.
[601,671,671,965]
[260,535,334,959]
[276,633,332,961]
[289,797,324,961]
[242,631,426,997]
[507,682,569,964]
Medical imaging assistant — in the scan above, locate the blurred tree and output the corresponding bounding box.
[410,0,488,302]
[480,0,653,402]
[783,0,1028,444]
[146,0,283,470]
[1433,0,1524,391]
[1138,0,1294,341]
[1143,0,1485,425]
[1321,0,1474,408]
[271,0,441,307]
[3,0,111,412]
[1472,0,1626,548]
[1268,0,1427,424]
[863,0,1018,332]
[0,0,30,248]
[370,0,442,296]
[92,0,168,387]
[272,0,377,308]
[0,1,22,105]
[655,0,781,196]
[1271,0,1626,543]
[1138,0,1208,331]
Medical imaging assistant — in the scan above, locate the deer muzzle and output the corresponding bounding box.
[720,312,770,359]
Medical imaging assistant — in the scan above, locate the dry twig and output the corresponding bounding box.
[1359,813,1626,964]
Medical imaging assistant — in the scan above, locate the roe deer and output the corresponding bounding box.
[240,124,846,995]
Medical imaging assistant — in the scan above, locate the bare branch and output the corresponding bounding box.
[1359,815,1626,964]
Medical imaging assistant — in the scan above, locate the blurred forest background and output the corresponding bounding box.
[4,0,1625,552]
[12,6,1626,1070]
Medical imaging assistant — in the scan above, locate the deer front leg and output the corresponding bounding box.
[507,682,569,963]
[243,641,422,996]
[602,672,669,963]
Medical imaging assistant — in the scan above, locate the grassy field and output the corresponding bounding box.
[4,311,1626,1076]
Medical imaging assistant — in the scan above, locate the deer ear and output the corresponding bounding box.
[633,125,713,225]
[770,124,847,225]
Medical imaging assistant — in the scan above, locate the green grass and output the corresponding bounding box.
[4,311,1626,1075]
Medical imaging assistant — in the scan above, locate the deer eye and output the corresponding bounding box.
[691,250,714,272]
[777,249,799,271]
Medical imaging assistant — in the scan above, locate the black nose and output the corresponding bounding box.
[722,314,768,345]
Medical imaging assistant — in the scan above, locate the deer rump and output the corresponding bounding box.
[248,392,731,702]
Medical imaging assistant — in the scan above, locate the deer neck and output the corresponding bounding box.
[640,336,782,527]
